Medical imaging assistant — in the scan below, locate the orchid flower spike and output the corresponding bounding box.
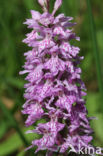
[20,0,94,155]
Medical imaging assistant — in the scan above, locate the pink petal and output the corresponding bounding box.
[52,0,62,15]
[30,10,41,20]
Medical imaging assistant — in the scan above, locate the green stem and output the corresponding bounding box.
[0,100,28,147]
[86,0,103,103]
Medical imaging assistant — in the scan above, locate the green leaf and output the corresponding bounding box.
[86,0,103,111]
[6,77,25,89]
[86,92,100,115]
[0,127,39,156]
[92,113,103,144]
[86,93,103,146]
[0,100,28,146]
[23,0,40,12]
[17,150,25,156]
[0,120,10,139]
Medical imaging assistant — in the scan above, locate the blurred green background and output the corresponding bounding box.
[0,0,103,155]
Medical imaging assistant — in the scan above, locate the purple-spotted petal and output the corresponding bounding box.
[22,102,44,126]
[55,94,76,113]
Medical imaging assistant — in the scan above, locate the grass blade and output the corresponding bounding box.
[0,100,28,147]
[86,0,103,109]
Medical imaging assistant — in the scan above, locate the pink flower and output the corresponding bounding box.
[31,120,64,152]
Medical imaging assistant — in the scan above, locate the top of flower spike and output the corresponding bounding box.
[38,0,62,14]
[38,0,50,12]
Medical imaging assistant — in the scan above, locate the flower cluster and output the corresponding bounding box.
[20,0,93,155]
